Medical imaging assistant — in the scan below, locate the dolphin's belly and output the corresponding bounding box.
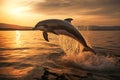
[54,29,76,39]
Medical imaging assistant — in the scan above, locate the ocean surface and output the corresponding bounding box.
[0,30,120,80]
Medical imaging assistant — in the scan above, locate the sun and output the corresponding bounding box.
[1,0,45,26]
[10,7,30,15]
[11,8,24,15]
[2,0,31,16]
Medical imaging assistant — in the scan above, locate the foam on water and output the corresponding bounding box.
[59,35,119,71]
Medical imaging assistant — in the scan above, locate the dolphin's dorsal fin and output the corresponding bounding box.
[64,18,73,23]
[43,31,49,42]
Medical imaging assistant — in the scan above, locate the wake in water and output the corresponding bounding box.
[59,35,120,72]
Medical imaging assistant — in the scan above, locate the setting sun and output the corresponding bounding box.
[0,0,46,26]
[10,7,30,15]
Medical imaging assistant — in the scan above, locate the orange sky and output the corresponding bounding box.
[0,0,120,27]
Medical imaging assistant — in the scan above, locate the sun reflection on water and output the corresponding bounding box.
[16,31,21,47]
[16,31,20,40]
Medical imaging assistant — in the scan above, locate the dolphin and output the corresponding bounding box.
[33,18,96,54]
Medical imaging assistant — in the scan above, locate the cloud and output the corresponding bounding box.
[30,0,120,18]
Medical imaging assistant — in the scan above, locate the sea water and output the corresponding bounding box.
[0,30,120,80]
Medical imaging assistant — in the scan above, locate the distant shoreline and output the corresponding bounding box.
[0,23,120,31]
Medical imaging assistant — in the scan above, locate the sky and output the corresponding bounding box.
[0,0,120,26]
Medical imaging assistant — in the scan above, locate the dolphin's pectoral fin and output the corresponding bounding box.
[43,31,49,42]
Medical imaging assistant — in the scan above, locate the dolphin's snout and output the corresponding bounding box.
[32,28,36,30]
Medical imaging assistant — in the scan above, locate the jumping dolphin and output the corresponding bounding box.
[33,18,96,54]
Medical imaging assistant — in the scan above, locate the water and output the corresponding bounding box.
[0,31,120,80]
[59,31,120,71]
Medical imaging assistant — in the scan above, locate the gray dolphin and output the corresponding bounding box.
[33,18,96,54]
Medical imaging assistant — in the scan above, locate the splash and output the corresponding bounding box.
[58,35,119,72]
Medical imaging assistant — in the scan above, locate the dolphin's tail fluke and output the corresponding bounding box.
[82,47,96,54]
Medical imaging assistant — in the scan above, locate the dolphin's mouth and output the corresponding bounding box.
[32,27,36,30]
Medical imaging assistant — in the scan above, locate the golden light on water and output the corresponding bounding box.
[0,67,33,78]
[16,31,21,40]
[16,31,21,46]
